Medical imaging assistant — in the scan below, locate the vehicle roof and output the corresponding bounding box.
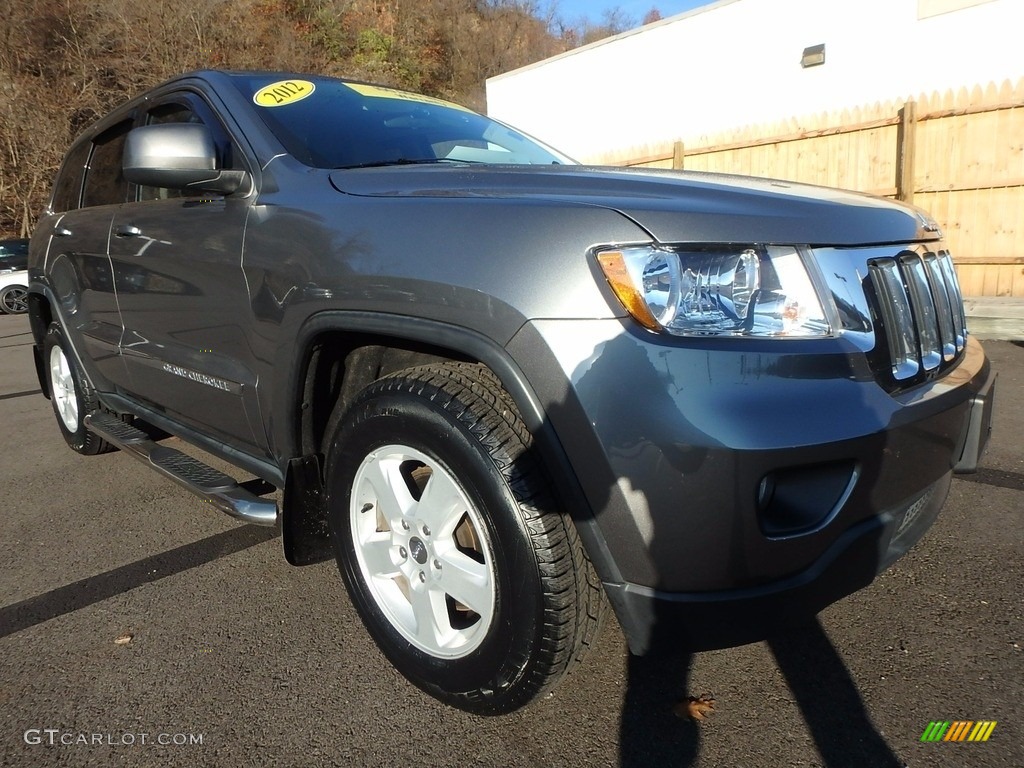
[65,69,448,149]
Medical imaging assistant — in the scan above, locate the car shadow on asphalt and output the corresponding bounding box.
[0,525,277,640]
[618,648,699,768]
[766,618,904,768]
[954,466,1024,492]
[617,617,903,768]
[614,618,905,768]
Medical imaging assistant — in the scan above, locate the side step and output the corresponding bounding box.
[84,412,279,526]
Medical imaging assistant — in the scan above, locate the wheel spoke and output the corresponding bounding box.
[362,456,415,526]
[359,533,400,578]
[436,547,493,616]
[409,583,447,647]
[415,468,466,538]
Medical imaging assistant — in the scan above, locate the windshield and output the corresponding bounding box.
[230,75,574,169]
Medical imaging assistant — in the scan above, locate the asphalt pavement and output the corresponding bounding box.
[1,312,1020,768]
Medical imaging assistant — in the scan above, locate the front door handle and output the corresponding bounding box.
[114,224,142,238]
[54,226,72,237]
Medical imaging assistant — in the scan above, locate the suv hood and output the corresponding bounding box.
[329,164,938,247]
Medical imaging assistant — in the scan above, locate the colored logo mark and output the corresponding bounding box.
[920,721,997,742]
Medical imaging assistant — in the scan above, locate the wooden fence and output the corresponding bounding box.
[588,79,1024,297]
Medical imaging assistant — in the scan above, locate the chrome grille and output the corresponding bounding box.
[924,254,957,361]
[868,249,967,384]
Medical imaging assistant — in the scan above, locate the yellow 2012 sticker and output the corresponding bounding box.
[253,80,316,108]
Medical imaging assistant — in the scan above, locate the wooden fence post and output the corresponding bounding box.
[896,100,917,204]
[672,140,685,170]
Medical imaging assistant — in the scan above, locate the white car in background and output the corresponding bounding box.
[0,269,28,314]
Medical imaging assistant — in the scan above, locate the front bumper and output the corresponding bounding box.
[606,470,951,653]
[506,319,993,652]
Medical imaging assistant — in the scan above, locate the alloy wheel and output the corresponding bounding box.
[49,345,80,432]
[350,444,496,658]
[1,287,27,313]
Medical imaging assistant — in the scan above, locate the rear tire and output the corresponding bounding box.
[325,362,605,714]
[43,322,114,455]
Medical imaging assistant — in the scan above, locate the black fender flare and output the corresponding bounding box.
[26,280,97,399]
[275,310,626,589]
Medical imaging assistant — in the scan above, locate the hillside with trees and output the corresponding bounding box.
[0,0,654,237]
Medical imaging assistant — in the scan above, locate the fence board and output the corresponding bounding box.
[586,79,1024,296]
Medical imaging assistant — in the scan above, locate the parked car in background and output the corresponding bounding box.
[0,238,29,272]
[26,70,994,714]
[0,269,28,314]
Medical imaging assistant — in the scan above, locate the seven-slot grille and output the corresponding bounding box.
[868,250,967,384]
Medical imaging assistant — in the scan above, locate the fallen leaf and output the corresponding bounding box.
[114,633,133,646]
[674,694,716,721]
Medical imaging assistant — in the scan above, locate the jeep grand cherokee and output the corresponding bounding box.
[27,71,994,714]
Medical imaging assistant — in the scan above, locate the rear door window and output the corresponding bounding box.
[50,140,92,213]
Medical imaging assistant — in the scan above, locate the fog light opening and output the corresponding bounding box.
[757,461,859,539]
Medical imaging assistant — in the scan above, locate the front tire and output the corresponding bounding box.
[325,362,605,714]
[43,322,114,455]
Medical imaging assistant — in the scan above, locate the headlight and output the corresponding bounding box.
[596,244,831,337]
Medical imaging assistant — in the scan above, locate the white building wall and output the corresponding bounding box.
[486,0,1024,159]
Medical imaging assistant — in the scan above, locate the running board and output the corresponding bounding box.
[84,412,279,526]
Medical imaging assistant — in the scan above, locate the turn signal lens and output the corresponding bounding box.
[596,250,661,330]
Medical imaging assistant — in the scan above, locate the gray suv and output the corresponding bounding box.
[27,71,994,714]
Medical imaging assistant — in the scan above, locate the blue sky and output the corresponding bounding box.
[551,0,713,25]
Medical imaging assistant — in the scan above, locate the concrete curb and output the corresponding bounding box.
[964,297,1024,341]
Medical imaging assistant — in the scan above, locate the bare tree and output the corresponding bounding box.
[643,7,663,25]
[0,0,571,236]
